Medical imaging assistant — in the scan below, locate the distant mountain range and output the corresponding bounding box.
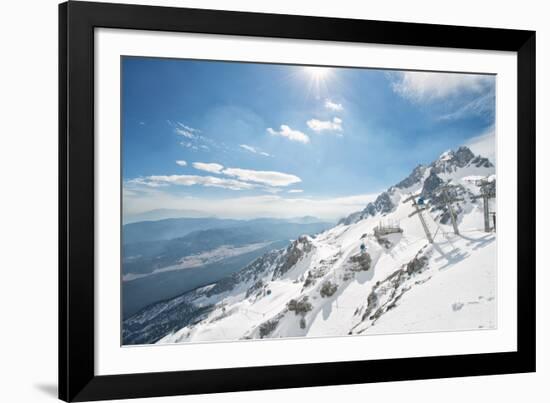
[123,208,208,224]
[123,216,332,244]
[123,217,242,244]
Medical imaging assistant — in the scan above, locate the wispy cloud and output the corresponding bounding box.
[288,189,304,193]
[223,167,301,187]
[168,121,220,152]
[168,121,201,139]
[192,162,224,174]
[388,71,493,103]
[438,92,495,121]
[174,127,196,138]
[128,174,255,191]
[324,99,343,111]
[240,144,271,157]
[267,125,310,144]
[181,142,199,151]
[178,123,199,133]
[127,178,169,188]
[134,163,303,191]
[307,117,343,133]
[175,160,187,167]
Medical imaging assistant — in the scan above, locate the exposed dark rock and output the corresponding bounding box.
[362,192,395,217]
[406,252,429,275]
[361,290,379,321]
[338,211,363,226]
[287,296,313,315]
[454,146,476,167]
[303,272,316,288]
[272,236,314,279]
[348,191,397,223]
[431,146,475,174]
[246,280,264,298]
[320,281,338,298]
[348,252,372,272]
[299,317,307,329]
[258,319,278,338]
[421,170,444,198]
[343,272,354,281]
[470,155,494,168]
[395,164,427,189]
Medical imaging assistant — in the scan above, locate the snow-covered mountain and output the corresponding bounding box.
[123,145,497,345]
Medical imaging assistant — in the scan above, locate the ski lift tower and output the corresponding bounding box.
[403,193,433,243]
[473,178,496,232]
[438,181,464,236]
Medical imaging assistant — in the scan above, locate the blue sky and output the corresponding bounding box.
[122,57,495,222]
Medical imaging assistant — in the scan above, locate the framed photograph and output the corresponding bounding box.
[59,1,535,401]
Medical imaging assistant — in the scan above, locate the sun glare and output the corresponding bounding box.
[303,66,332,99]
[304,66,330,80]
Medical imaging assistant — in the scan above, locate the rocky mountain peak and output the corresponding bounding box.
[395,164,427,189]
[431,146,475,174]
[470,155,494,168]
[339,145,494,226]
[360,192,394,218]
[420,170,444,198]
[272,236,314,279]
[454,146,475,163]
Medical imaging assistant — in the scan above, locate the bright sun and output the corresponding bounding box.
[304,66,330,80]
[302,66,332,99]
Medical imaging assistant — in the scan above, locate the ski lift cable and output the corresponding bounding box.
[425,208,457,248]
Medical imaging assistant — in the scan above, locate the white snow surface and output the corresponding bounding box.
[157,160,497,344]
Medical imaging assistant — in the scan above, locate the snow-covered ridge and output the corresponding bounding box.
[123,145,496,345]
[339,145,494,226]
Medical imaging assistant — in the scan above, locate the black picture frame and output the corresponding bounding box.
[59,1,536,401]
